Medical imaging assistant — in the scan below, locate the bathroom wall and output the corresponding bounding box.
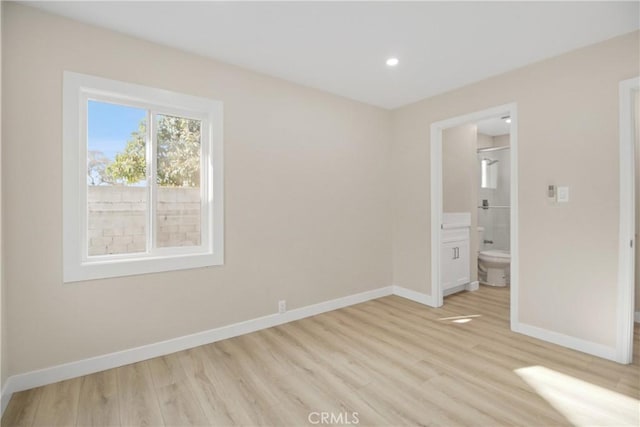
[477,133,494,150]
[443,124,475,213]
[493,134,510,148]
[478,146,511,251]
[442,124,478,282]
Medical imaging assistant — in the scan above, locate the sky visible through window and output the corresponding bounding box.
[88,100,145,161]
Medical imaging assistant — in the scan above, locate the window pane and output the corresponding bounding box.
[155,114,202,248]
[87,100,147,256]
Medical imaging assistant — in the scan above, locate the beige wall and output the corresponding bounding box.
[3,4,392,376]
[443,124,476,212]
[477,133,493,149]
[493,134,510,148]
[392,31,640,347]
[442,124,478,282]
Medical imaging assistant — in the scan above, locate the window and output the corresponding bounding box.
[63,72,223,282]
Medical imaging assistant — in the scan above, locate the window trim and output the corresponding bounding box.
[63,71,224,282]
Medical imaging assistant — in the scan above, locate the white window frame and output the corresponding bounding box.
[63,71,224,282]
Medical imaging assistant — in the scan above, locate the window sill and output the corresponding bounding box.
[64,251,223,283]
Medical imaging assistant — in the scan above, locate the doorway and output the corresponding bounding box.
[430,103,519,328]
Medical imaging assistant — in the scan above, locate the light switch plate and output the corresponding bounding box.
[557,186,569,203]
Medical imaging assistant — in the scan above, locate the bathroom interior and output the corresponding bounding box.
[441,115,511,299]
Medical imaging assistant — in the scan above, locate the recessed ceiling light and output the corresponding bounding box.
[502,115,511,124]
[386,57,399,67]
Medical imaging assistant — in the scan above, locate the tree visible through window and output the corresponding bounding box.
[88,114,202,186]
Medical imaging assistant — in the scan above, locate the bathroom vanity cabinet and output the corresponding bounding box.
[441,212,471,295]
[441,227,471,292]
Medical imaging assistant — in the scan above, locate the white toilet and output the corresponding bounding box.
[477,227,510,286]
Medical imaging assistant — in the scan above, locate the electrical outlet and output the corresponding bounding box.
[278,300,286,314]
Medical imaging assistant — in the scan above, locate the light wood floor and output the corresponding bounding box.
[3,286,639,426]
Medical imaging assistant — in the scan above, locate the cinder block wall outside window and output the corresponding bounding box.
[87,186,201,255]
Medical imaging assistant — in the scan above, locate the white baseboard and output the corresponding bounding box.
[1,285,394,414]
[635,311,640,323]
[512,321,617,362]
[442,281,479,297]
[392,285,436,307]
[465,281,480,292]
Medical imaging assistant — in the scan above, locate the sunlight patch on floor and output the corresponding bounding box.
[437,314,482,322]
[515,365,639,426]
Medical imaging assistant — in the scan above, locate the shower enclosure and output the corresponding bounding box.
[477,146,510,252]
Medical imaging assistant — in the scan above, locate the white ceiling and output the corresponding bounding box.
[28,1,639,109]
[477,116,510,137]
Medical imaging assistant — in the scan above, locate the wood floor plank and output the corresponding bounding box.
[31,378,82,427]
[215,336,285,409]
[154,381,209,427]
[177,346,252,426]
[426,369,568,426]
[418,375,511,427]
[276,321,374,388]
[116,362,164,427]
[201,342,285,426]
[147,354,188,389]
[1,387,43,427]
[300,315,437,389]
[257,327,393,426]
[148,353,209,426]
[356,376,464,426]
[76,370,120,427]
